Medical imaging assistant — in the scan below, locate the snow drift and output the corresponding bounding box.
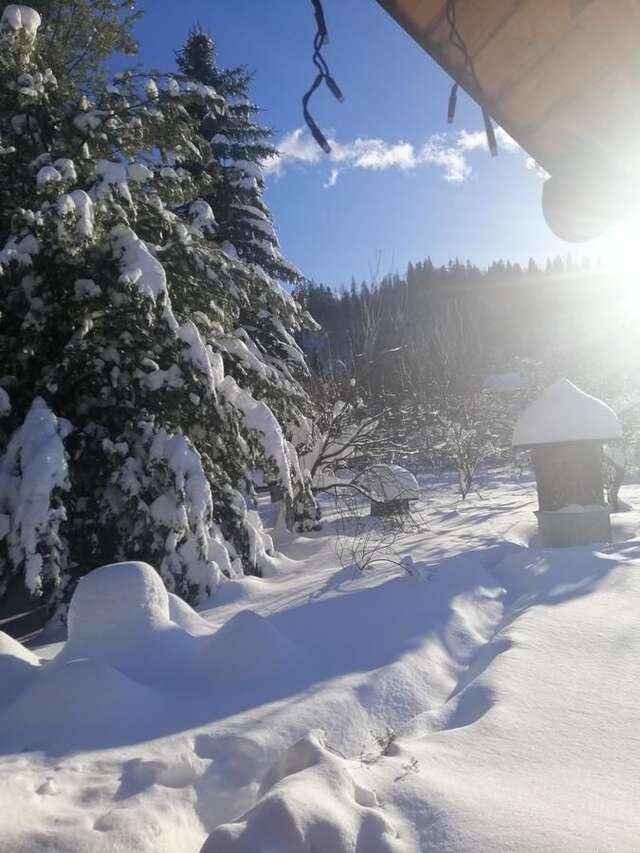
[0,561,311,752]
[200,730,403,852]
[3,479,640,852]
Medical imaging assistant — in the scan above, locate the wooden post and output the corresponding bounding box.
[531,441,604,511]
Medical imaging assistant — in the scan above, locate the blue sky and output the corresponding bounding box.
[130,0,597,288]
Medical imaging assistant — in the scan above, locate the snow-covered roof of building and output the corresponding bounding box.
[512,378,622,448]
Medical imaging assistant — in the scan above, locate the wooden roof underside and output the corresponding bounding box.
[376,0,640,179]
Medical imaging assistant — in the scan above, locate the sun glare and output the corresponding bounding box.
[595,218,640,277]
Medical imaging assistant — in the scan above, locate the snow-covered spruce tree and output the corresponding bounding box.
[175,27,299,284]
[30,0,140,96]
[174,27,320,528]
[0,5,312,614]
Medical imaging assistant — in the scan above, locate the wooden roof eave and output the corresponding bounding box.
[374,0,546,169]
[375,0,640,182]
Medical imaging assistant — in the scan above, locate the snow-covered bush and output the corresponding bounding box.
[302,399,375,486]
[0,5,315,612]
[355,464,419,507]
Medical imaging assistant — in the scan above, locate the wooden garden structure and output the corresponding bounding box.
[512,379,622,546]
[356,464,420,517]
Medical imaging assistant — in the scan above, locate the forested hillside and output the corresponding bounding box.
[301,257,638,403]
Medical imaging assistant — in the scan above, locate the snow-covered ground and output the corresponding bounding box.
[2,473,640,851]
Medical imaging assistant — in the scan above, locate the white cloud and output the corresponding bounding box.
[263,127,322,176]
[420,135,470,182]
[331,138,417,171]
[266,125,524,187]
[323,167,339,189]
[456,126,520,153]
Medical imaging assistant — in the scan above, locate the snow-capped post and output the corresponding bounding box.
[512,379,622,547]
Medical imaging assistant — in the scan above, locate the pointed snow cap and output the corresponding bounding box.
[512,378,622,448]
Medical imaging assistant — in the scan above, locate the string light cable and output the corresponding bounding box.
[445,0,498,156]
[303,0,344,153]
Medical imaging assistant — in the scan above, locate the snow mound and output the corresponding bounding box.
[195,732,267,786]
[52,576,303,690]
[200,730,404,852]
[57,562,214,689]
[118,754,205,797]
[0,629,39,665]
[67,561,171,642]
[168,592,215,636]
[199,609,304,683]
[356,464,419,503]
[0,630,40,709]
[512,378,621,447]
[0,657,155,751]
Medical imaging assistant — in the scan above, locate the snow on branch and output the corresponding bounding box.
[0,398,70,596]
[1,5,40,36]
[220,376,293,496]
